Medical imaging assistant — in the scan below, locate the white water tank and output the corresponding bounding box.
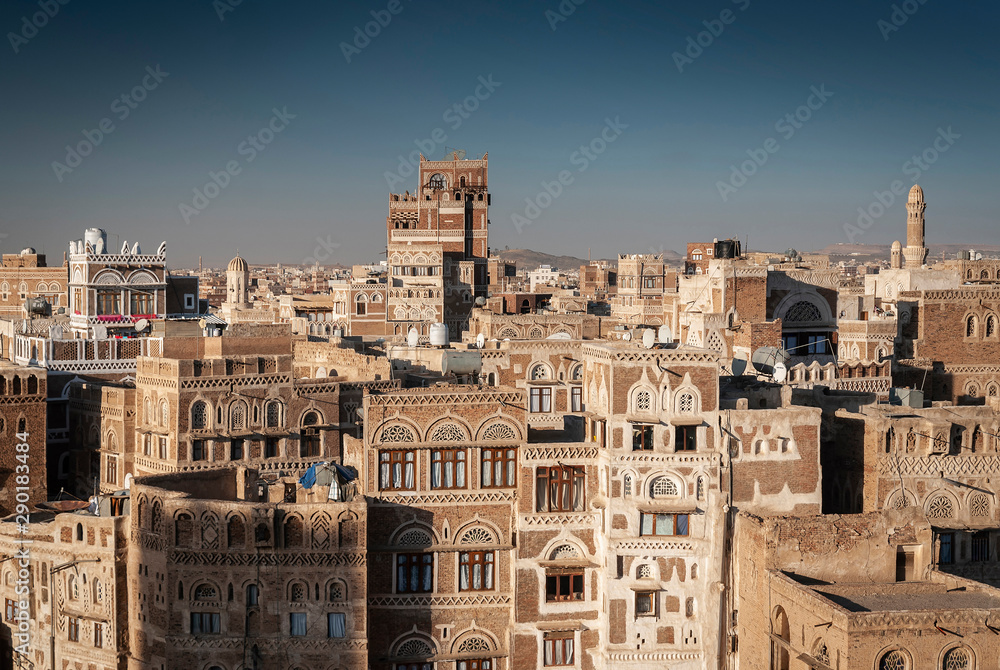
[85,228,107,252]
[429,323,449,347]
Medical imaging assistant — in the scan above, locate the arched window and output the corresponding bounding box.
[784,300,823,323]
[68,574,79,600]
[529,364,550,380]
[227,516,245,547]
[942,646,971,670]
[927,495,954,519]
[191,401,208,429]
[159,399,169,427]
[230,401,247,430]
[987,315,997,338]
[696,476,705,500]
[813,640,830,665]
[395,638,433,660]
[571,364,583,381]
[651,477,679,498]
[623,474,632,496]
[771,606,790,670]
[284,516,304,547]
[633,388,652,413]
[328,581,345,601]
[144,397,152,424]
[290,581,307,602]
[677,392,695,414]
[265,401,282,428]
[194,584,217,601]
[176,513,194,546]
[967,316,978,337]
[878,649,908,670]
[380,423,415,443]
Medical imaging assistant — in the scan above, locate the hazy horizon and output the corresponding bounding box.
[2,0,998,267]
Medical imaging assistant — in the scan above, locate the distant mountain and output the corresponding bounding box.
[495,248,684,271]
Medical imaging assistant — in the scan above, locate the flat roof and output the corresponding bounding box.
[812,582,1000,613]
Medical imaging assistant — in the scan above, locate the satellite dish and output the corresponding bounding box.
[642,329,655,349]
[198,318,207,329]
[773,362,788,384]
[622,331,632,342]
[93,325,107,340]
[657,324,673,343]
[476,333,485,349]
[134,319,150,332]
[751,346,791,377]
[546,332,571,340]
[407,327,420,347]
[731,358,748,376]
[475,296,487,306]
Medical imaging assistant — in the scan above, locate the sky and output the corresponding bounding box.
[0,0,998,268]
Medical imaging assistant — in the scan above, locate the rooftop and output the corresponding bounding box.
[809,581,1000,613]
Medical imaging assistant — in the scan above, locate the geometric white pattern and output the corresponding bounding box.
[927,496,954,519]
[459,528,492,545]
[396,639,433,658]
[382,425,415,443]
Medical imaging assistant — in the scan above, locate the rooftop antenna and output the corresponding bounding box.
[444,147,466,161]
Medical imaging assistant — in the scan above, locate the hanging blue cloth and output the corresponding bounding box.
[334,463,357,482]
[299,462,323,489]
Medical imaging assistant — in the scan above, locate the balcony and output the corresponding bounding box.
[14,334,163,373]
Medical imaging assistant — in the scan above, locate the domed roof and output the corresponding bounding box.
[891,240,902,250]
[908,184,924,203]
[228,255,248,272]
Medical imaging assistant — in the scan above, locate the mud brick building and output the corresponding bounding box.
[611,254,669,327]
[0,249,68,319]
[468,309,601,342]
[128,468,368,670]
[734,508,1000,670]
[895,287,1000,403]
[359,386,525,670]
[131,324,341,482]
[0,507,129,670]
[0,363,47,515]
[386,155,490,338]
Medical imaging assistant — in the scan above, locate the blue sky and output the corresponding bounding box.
[1,0,997,267]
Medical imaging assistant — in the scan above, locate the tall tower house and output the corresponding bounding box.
[385,153,490,337]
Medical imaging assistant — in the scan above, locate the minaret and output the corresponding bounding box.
[903,184,928,268]
[890,240,902,269]
[226,255,250,308]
